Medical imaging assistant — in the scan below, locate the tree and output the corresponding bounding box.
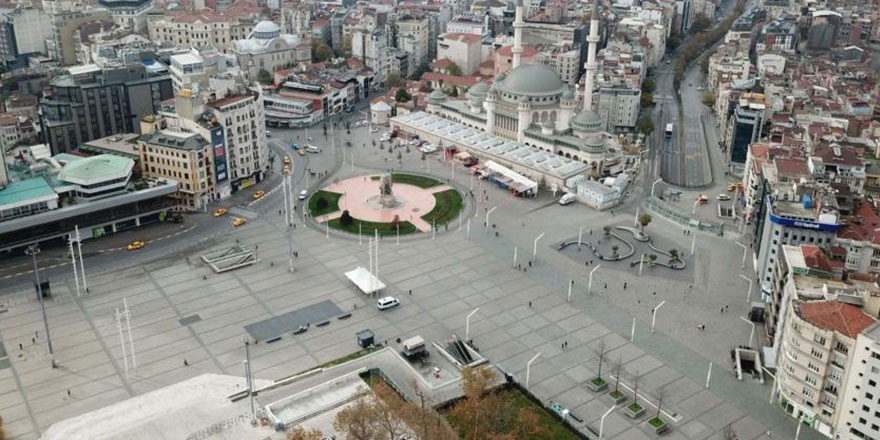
[638,213,652,230]
[654,386,667,419]
[669,249,679,261]
[640,93,654,108]
[316,197,329,211]
[509,409,550,440]
[371,381,407,440]
[286,426,324,440]
[723,424,739,440]
[256,68,272,85]
[448,87,459,97]
[593,338,608,381]
[666,34,682,50]
[603,225,611,237]
[611,245,619,258]
[450,367,512,440]
[340,210,354,226]
[630,370,642,408]
[691,13,712,34]
[649,254,657,266]
[636,116,655,136]
[641,77,656,94]
[386,73,405,88]
[448,61,463,76]
[395,88,411,103]
[0,414,5,440]
[611,356,624,394]
[702,92,715,107]
[334,398,378,440]
[311,38,332,62]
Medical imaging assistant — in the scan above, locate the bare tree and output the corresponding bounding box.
[630,370,643,408]
[593,338,608,381]
[610,356,624,394]
[654,386,668,419]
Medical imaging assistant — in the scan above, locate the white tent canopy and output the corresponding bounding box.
[345,266,385,294]
[485,160,538,194]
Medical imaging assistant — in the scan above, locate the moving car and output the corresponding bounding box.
[726,185,735,192]
[253,190,266,200]
[717,194,731,201]
[213,208,228,217]
[696,194,709,204]
[370,127,379,133]
[298,149,306,156]
[290,143,300,150]
[232,218,247,227]
[381,133,392,141]
[305,145,321,153]
[377,296,400,311]
[298,189,308,200]
[126,240,145,251]
[559,193,577,205]
[266,130,272,137]
[401,335,428,360]
[284,156,291,165]
[419,144,437,154]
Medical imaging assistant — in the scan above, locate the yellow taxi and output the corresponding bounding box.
[283,156,292,165]
[726,185,734,192]
[232,218,247,227]
[298,149,306,156]
[252,190,266,200]
[213,207,228,217]
[284,166,292,175]
[126,240,146,251]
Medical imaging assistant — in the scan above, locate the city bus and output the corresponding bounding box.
[665,123,673,137]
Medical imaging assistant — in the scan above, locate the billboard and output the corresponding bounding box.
[210,125,228,183]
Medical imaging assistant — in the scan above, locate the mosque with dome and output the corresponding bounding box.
[417,0,617,179]
[233,20,311,83]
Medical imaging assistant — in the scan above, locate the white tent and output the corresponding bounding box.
[485,160,538,194]
[345,266,385,295]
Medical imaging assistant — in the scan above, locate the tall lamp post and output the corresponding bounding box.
[599,404,616,439]
[465,307,479,341]
[650,178,662,197]
[532,232,545,262]
[26,244,56,368]
[588,265,601,295]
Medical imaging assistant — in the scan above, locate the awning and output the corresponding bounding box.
[345,266,385,294]
[485,160,538,193]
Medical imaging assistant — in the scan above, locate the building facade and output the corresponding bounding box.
[139,130,216,210]
[233,20,309,82]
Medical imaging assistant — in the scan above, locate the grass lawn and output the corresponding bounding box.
[649,416,666,428]
[445,388,580,440]
[308,190,342,217]
[328,218,418,237]
[421,189,463,225]
[390,173,443,188]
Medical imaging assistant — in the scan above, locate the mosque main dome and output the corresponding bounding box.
[495,64,566,97]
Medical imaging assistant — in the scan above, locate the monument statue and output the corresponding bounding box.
[378,173,397,208]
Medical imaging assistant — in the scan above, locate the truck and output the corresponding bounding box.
[401,335,428,360]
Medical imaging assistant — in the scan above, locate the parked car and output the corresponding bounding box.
[377,296,400,310]
[696,194,709,204]
[726,185,734,192]
[419,145,437,154]
[298,189,308,200]
[305,145,321,153]
[126,240,145,251]
[266,130,272,137]
[290,143,300,150]
[559,193,577,205]
[370,127,379,133]
[213,208,228,217]
[381,133,392,141]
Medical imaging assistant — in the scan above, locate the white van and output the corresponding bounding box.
[298,189,308,200]
[377,296,400,310]
[559,193,577,205]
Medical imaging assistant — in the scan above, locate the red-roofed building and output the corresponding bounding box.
[776,298,875,434]
[493,44,539,76]
[420,72,480,94]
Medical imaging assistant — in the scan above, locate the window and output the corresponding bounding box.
[811,347,824,359]
[808,362,820,373]
[814,335,827,345]
[806,375,817,386]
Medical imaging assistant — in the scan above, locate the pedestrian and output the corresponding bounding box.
[624,282,627,289]
[604,283,607,289]
[184,359,189,366]
[31,337,35,344]
[67,389,71,397]
[409,289,412,295]
[528,301,532,308]
[19,343,22,350]
[653,291,656,296]
[528,261,532,267]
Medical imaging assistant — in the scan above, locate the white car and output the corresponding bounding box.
[559,193,576,205]
[377,296,400,311]
[305,145,321,153]
[381,134,392,141]
[298,189,308,200]
[419,145,437,153]
[370,127,379,133]
[265,130,272,137]
[717,194,731,201]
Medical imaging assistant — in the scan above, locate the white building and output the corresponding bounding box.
[437,32,482,75]
[57,154,134,201]
[707,44,751,92]
[98,0,152,34]
[837,322,880,440]
[352,28,388,83]
[233,20,309,82]
[207,92,269,189]
[148,12,256,54]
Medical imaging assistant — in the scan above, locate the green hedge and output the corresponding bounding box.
[421,189,463,225]
[390,173,443,188]
[308,190,342,217]
[328,218,418,236]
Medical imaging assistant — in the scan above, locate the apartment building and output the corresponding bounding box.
[437,33,482,75]
[49,8,112,66]
[837,322,880,440]
[148,12,257,53]
[706,44,750,92]
[397,16,430,71]
[98,0,152,33]
[0,6,53,62]
[775,298,875,437]
[139,130,216,210]
[207,92,269,189]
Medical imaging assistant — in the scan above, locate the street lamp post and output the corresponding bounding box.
[485,206,497,230]
[26,245,56,368]
[736,241,748,269]
[532,232,545,262]
[465,307,479,341]
[739,274,753,303]
[692,199,699,215]
[525,352,541,387]
[599,405,616,439]
[567,279,574,302]
[650,178,662,197]
[690,229,696,255]
[740,316,756,347]
[651,300,666,333]
[588,265,600,295]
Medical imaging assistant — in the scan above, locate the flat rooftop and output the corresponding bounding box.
[0,176,57,208]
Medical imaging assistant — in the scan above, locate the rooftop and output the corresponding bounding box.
[0,177,57,209]
[58,154,134,185]
[140,130,207,151]
[798,301,875,338]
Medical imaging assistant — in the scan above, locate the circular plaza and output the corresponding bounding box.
[307,173,463,236]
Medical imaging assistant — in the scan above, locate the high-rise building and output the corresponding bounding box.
[48,8,112,66]
[39,64,173,154]
[725,92,768,171]
[397,16,430,71]
[837,322,880,440]
[0,6,53,62]
[206,92,269,190]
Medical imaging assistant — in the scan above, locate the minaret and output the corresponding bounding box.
[512,0,524,69]
[583,0,600,112]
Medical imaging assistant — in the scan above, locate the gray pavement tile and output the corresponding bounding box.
[677,389,723,419]
[699,402,744,430]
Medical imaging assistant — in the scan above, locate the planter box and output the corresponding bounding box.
[626,402,646,419]
[648,416,669,435]
[587,377,609,392]
[608,390,627,405]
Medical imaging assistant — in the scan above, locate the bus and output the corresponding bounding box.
[665,123,673,137]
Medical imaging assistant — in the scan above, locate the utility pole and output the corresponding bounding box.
[26,245,56,368]
[68,234,81,297]
[75,226,88,293]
